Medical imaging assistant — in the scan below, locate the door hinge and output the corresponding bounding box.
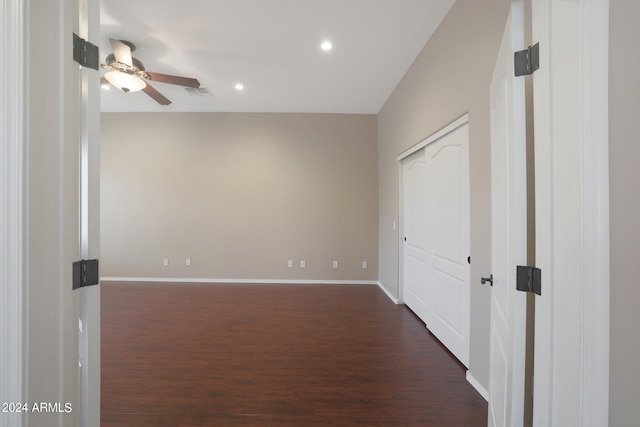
[73,33,99,70]
[514,42,540,77]
[516,265,541,295]
[73,259,100,290]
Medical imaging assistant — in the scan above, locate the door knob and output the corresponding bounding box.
[481,274,493,286]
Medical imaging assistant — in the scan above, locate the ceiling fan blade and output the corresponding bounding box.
[142,82,172,105]
[146,71,200,88]
[109,38,133,67]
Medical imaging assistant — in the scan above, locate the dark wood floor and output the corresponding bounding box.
[101,282,487,426]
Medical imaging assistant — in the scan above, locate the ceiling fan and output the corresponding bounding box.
[101,38,201,105]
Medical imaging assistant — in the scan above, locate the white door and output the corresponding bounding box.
[401,119,471,368]
[423,122,471,368]
[488,1,528,426]
[402,149,429,321]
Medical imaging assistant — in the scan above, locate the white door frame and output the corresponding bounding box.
[532,0,609,424]
[78,0,101,423]
[578,1,610,423]
[0,0,101,425]
[0,0,26,421]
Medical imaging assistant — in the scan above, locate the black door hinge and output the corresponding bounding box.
[516,265,541,295]
[73,259,100,290]
[514,42,540,77]
[73,33,99,70]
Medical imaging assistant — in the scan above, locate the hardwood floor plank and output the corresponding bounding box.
[101,413,186,427]
[180,414,272,427]
[101,283,487,426]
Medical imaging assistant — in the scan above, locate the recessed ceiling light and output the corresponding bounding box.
[235,83,244,91]
[321,41,333,51]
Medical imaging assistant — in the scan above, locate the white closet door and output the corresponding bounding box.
[402,148,429,322]
[423,123,471,368]
[401,118,471,368]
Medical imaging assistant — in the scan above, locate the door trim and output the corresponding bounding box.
[579,0,610,424]
[398,113,469,160]
[77,0,101,423]
[0,0,26,418]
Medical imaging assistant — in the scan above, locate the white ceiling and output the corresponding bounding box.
[99,0,455,114]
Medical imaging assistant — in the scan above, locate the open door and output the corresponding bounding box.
[487,1,528,425]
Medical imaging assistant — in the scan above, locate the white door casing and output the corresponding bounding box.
[1,0,26,423]
[1,0,101,425]
[77,0,101,423]
[488,1,528,426]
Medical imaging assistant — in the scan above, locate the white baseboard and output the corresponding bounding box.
[466,370,489,401]
[100,277,379,286]
[376,281,400,304]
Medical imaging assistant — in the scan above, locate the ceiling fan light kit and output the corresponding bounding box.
[104,70,146,93]
[101,38,201,105]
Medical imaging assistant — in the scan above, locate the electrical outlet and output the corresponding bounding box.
[300,260,306,268]
[288,260,293,268]
[186,258,191,266]
[333,260,339,268]
[362,261,368,269]
[163,258,169,267]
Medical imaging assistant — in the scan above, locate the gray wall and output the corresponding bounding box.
[609,0,640,424]
[377,0,509,389]
[101,112,378,281]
